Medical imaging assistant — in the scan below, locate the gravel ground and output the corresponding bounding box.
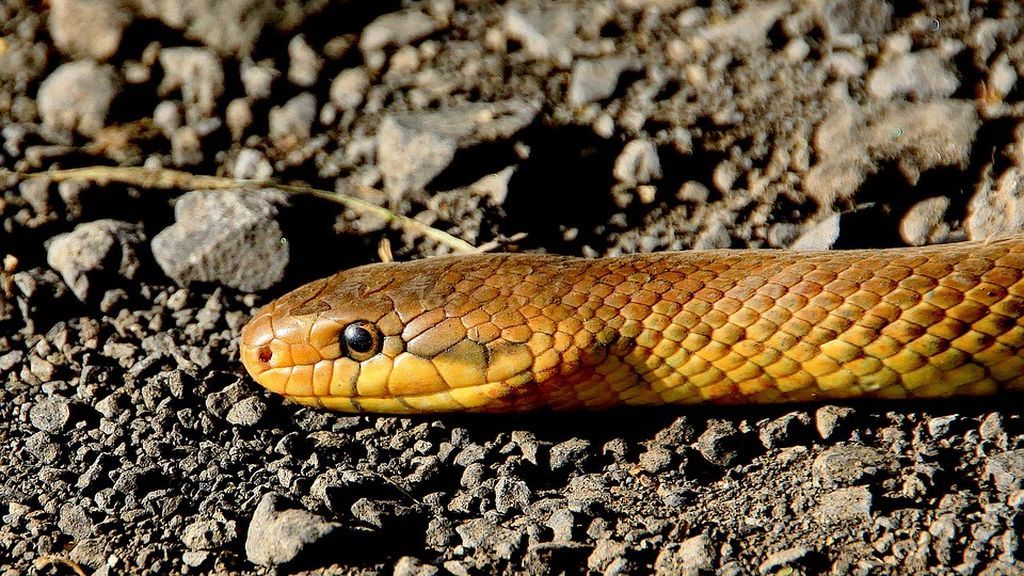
[3,0,1024,574]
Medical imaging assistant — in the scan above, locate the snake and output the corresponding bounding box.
[239,236,1024,413]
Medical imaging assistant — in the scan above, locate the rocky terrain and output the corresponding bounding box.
[3,0,1024,574]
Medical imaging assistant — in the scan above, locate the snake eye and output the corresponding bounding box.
[342,321,383,361]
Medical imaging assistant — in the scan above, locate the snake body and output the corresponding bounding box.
[239,237,1024,413]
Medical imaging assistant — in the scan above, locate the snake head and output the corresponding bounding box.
[239,256,550,414]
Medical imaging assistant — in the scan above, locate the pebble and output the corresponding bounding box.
[696,420,745,468]
[503,7,576,67]
[245,494,341,566]
[588,539,630,575]
[816,0,892,40]
[549,438,591,471]
[814,486,873,522]
[135,0,272,56]
[494,476,531,514]
[613,140,661,186]
[455,518,524,560]
[47,219,144,302]
[966,167,1024,240]
[37,61,118,136]
[926,415,960,439]
[393,556,440,576]
[568,57,638,106]
[985,450,1024,492]
[151,189,288,291]
[29,398,72,432]
[814,405,855,440]
[654,532,715,576]
[812,445,885,488]
[269,92,318,145]
[330,68,370,111]
[181,517,237,550]
[158,47,225,122]
[48,0,130,60]
[758,546,814,574]
[867,50,959,100]
[638,446,673,473]
[226,397,266,427]
[287,35,322,87]
[57,502,94,540]
[359,10,441,57]
[899,196,950,246]
[792,214,840,251]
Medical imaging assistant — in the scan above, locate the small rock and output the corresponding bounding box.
[613,140,661,185]
[226,397,266,427]
[815,0,892,40]
[546,508,575,542]
[269,93,318,145]
[696,420,746,468]
[638,446,673,473]
[759,412,809,449]
[245,494,341,566]
[359,10,441,56]
[568,57,638,106]
[986,450,1024,492]
[182,517,237,550]
[927,415,960,439]
[654,532,715,576]
[58,502,94,540]
[815,405,855,440]
[49,0,131,60]
[812,444,885,488]
[565,474,610,513]
[158,47,225,122]
[588,539,629,575]
[759,546,814,574]
[377,100,537,198]
[867,50,960,101]
[393,556,440,576]
[37,61,118,136]
[966,167,1024,240]
[814,486,873,522]
[494,476,531,514]
[330,68,370,111]
[135,0,274,56]
[792,214,841,251]
[550,438,591,471]
[899,197,950,246]
[47,219,145,302]
[226,98,254,140]
[287,35,322,87]
[455,518,524,560]
[241,58,278,99]
[503,7,577,67]
[29,398,72,433]
[151,189,288,291]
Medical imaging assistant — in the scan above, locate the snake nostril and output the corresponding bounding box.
[258,346,273,364]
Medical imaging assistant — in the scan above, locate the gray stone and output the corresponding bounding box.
[696,420,744,468]
[792,214,840,251]
[49,0,131,60]
[135,0,277,56]
[58,503,93,540]
[455,518,524,560]
[269,93,317,144]
[158,47,225,122]
[638,446,673,473]
[900,197,950,246]
[151,189,288,291]
[29,398,72,432]
[47,219,145,301]
[814,486,873,522]
[226,397,266,427]
[927,415,960,439]
[330,68,370,112]
[245,493,340,566]
[287,35,322,87]
[758,546,813,574]
[588,539,630,575]
[986,450,1024,492]
[503,7,577,67]
[868,50,960,101]
[699,2,788,47]
[815,0,892,40]
[359,10,441,55]
[38,61,118,136]
[182,517,237,550]
[393,556,440,576]
[550,438,591,470]
[812,445,885,488]
[815,405,855,439]
[566,474,610,513]
[495,476,531,514]
[613,140,661,185]
[568,57,638,106]
[654,532,715,576]
[967,167,1024,240]
[377,100,537,198]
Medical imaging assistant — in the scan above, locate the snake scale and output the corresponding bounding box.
[239,236,1024,413]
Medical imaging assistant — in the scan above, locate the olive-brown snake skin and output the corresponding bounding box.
[239,236,1024,413]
